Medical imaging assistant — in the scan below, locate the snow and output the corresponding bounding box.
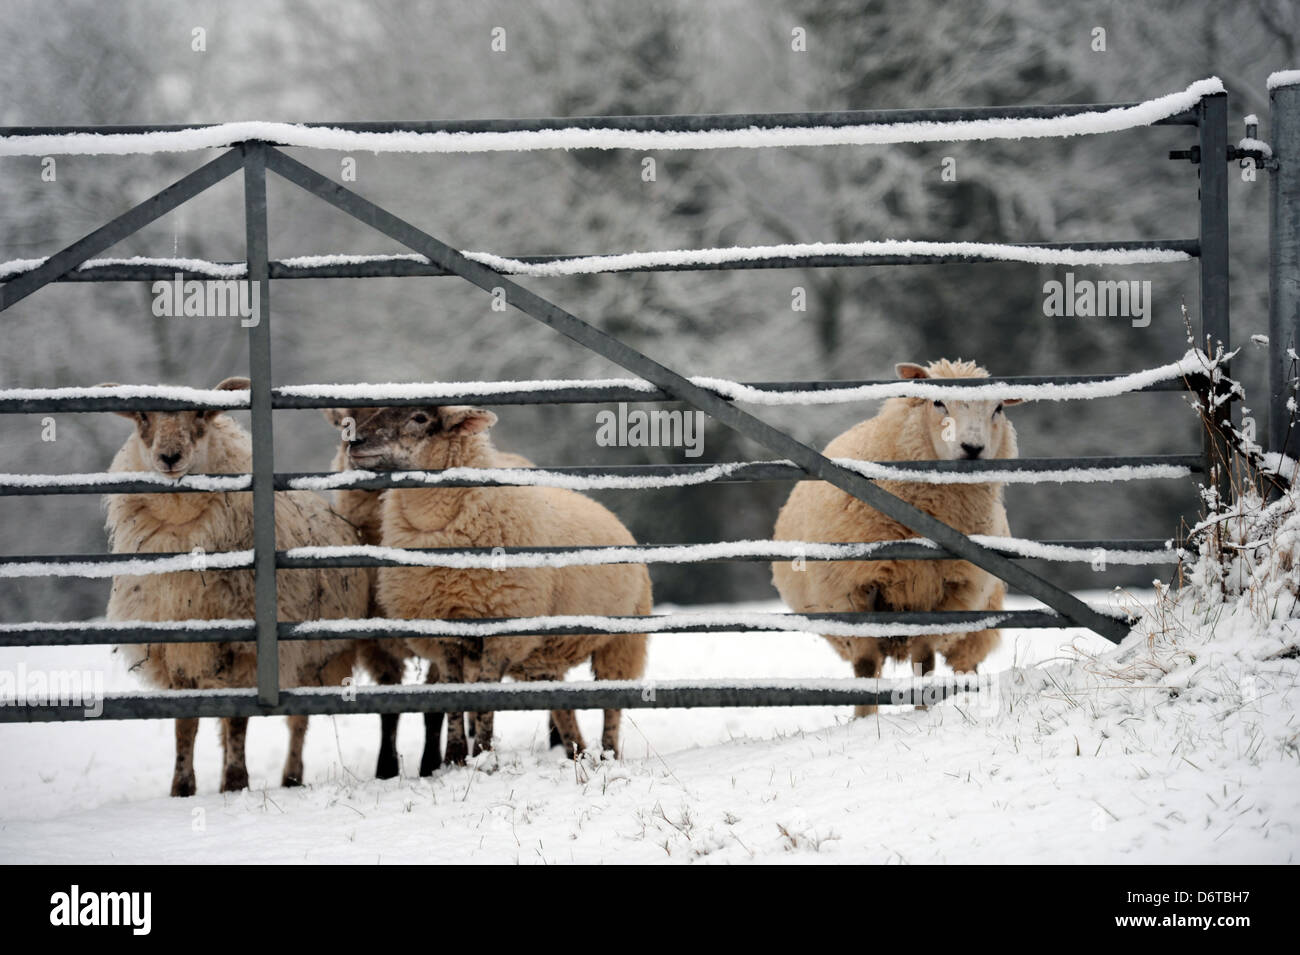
[465,239,1192,275]
[277,376,657,402]
[272,350,1206,405]
[0,618,250,634]
[0,79,1224,157]
[291,610,1017,640]
[284,535,1175,571]
[0,471,250,491]
[834,458,1191,484]
[0,550,253,580]
[1244,113,1260,126]
[1267,70,1300,91]
[0,235,1192,285]
[288,457,1192,493]
[289,463,756,492]
[5,456,1190,501]
[0,255,249,281]
[0,383,246,406]
[2,587,1295,864]
[1238,137,1273,159]
[0,534,1174,580]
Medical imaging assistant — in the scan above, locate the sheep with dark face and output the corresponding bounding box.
[323,407,440,778]
[104,378,368,796]
[341,403,650,764]
[772,359,1020,715]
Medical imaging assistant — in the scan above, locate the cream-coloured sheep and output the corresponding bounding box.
[341,403,650,764]
[104,378,368,796]
[772,359,1020,715]
[324,410,576,770]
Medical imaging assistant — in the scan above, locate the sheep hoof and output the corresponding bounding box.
[375,753,400,780]
[222,766,250,792]
[444,741,469,766]
[548,724,563,749]
[599,747,619,762]
[170,775,197,798]
[418,753,440,777]
[279,771,302,789]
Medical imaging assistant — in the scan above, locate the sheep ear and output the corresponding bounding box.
[94,383,141,420]
[895,363,929,380]
[441,406,497,435]
[205,376,251,420]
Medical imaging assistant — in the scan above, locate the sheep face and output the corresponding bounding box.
[895,361,1021,461]
[107,376,249,477]
[341,405,498,471]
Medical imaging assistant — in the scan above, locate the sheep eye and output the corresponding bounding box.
[410,413,429,425]
[993,404,1003,416]
[932,400,946,410]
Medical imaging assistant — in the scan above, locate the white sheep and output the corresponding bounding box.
[324,409,579,770]
[340,403,650,764]
[104,378,369,795]
[772,359,1020,715]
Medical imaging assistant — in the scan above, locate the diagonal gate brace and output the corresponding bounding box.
[262,147,1129,642]
[0,149,244,311]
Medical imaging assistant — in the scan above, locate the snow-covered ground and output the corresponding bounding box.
[1,590,1296,864]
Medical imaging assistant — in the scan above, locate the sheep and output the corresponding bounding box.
[104,378,369,796]
[339,403,650,764]
[771,358,1020,715]
[323,407,438,778]
[324,409,576,770]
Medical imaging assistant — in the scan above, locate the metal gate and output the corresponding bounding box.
[0,84,1252,721]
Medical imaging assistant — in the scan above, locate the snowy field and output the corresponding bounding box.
[1,590,1296,865]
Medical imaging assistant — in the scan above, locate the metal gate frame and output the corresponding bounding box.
[0,90,1237,721]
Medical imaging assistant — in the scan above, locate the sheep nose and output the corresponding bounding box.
[960,442,984,459]
[159,451,182,468]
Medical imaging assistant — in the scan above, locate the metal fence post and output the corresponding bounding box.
[1270,78,1300,463]
[243,142,279,706]
[1198,91,1232,505]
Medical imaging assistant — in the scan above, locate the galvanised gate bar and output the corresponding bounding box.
[0,81,1267,722]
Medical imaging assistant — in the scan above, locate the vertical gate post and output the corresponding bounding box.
[1198,92,1232,506]
[243,142,279,706]
[1269,77,1300,467]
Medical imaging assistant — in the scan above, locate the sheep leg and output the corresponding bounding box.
[851,649,883,718]
[548,716,563,749]
[281,715,308,787]
[420,662,444,777]
[442,648,469,766]
[592,634,648,757]
[471,658,511,757]
[171,717,200,797]
[913,644,936,711]
[549,708,586,758]
[375,714,400,780]
[360,642,406,780]
[937,581,1002,674]
[220,716,250,792]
